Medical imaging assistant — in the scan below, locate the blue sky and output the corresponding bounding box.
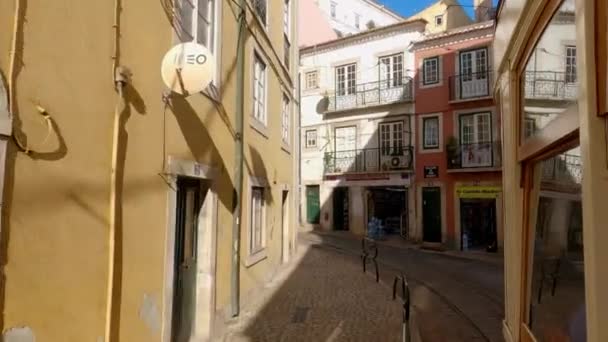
[377,0,498,19]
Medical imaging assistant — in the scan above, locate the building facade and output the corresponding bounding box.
[300,20,426,237]
[0,0,298,341]
[409,0,473,34]
[495,0,608,340]
[311,0,403,36]
[411,21,503,251]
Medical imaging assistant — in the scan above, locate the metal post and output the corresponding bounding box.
[393,275,411,342]
[231,0,247,318]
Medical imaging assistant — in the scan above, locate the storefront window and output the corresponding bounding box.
[527,146,585,341]
[521,0,577,142]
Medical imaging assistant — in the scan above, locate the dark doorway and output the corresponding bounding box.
[460,199,497,251]
[306,185,320,224]
[333,187,349,231]
[172,177,207,342]
[368,187,407,235]
[422,187,442,243]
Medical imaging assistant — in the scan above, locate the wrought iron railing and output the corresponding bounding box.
[542,154,582,185]
[326,77,413,112]
[449,70,492,101]
[523,71,578,100]
[446,141,501,169]
[324,146,414,174]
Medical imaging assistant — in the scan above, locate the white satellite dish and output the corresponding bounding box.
[161,42,216,95]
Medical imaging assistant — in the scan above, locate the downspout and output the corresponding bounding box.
[104,0,124,340]
[231,0,247,318]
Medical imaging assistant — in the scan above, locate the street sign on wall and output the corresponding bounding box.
[424,166,439,178]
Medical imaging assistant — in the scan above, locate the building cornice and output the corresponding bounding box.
[411,21,495,51]
[300,19,427,56]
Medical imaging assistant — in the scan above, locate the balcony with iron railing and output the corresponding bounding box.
[325,77,413,113]
[541,154,582,187]
[523,71,578,101]
[449,70,493,102]
[323,146,414,174]
[446,141,502,170]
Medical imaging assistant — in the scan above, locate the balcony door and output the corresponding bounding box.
[459,112,492,168]
[334,126,357,172]
[459,48,489,98]
[379,121,410,170]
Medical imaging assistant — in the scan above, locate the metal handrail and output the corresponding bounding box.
[448,70,492,101]
[361,237,379,283]
[523,70,578,100]
[326,77,413,112]
[324,146,414,174]
[393,274,411,342]
[446,141,500,169]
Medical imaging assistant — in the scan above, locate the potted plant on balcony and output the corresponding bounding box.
[446,136,460,168]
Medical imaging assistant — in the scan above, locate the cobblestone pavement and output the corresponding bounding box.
[302,231,505,342]
[222,242,410,342]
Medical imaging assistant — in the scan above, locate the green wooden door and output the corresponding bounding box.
[306,185,320,224]
[422,187,442,243]
[172,178,202,342]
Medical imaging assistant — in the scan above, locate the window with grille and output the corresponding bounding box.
[565,45,577,83]
[423,57,439,85]
[305,130,317,148]
[423,117,440,149]
[250,187,265,254]
[253,0,267,25]
[175,0,215,50]
[281,94,290,145]
[379,53,404,88]
[336,64,357,96]
[253,54,267,125]
[379,121,405,155]
[306,71,319,89]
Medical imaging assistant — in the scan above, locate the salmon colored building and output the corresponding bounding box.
[411,21,504,252]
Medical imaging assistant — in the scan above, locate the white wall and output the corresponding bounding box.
[300,29,422,183]
[315,0,401,35]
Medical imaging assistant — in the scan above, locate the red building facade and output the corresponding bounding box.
[412,21,503,252]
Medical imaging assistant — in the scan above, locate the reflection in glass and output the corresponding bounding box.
[521,0,577,142]
[528,146,585,341]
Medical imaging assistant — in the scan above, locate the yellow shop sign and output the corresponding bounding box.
[456,186,502,198]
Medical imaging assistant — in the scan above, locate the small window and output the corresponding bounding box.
[306,71,319,89]
[253,0,267,25]
[305,130,318,148]
[281,94,290,145]
[435,15,443,27]
[354,14,361,29]
[565,45,577,83]
[253,54,267,126]
[423,117,440,149]
[423,57,440,85]
[330,2,337,18]
[250,187,265,254]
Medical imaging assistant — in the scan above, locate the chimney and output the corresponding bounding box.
[473,0,494,22]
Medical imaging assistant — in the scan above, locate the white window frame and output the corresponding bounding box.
[423,116,440,149]
[283,0,291,35]
[252,53,268,127]
[330,1,337,19]
[247,182,267,266]
[459,112,492,145]
[175,0,216,49]
[565,45,577,84]
[335,63,357,96]
[418,114,443,153]
[379,53,404,88]
[305,129,318,148]
[378,121,407,156]
[423,56,440,85]
[281,94,290,147]
[305,71,319,90]
[435,14,443,27]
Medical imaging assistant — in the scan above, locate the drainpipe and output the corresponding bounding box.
[231,0,247,318]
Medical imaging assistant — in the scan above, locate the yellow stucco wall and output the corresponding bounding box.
[0,0,297,341]
[409,0,472,33]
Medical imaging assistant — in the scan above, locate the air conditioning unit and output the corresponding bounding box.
[381,155,409,170]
